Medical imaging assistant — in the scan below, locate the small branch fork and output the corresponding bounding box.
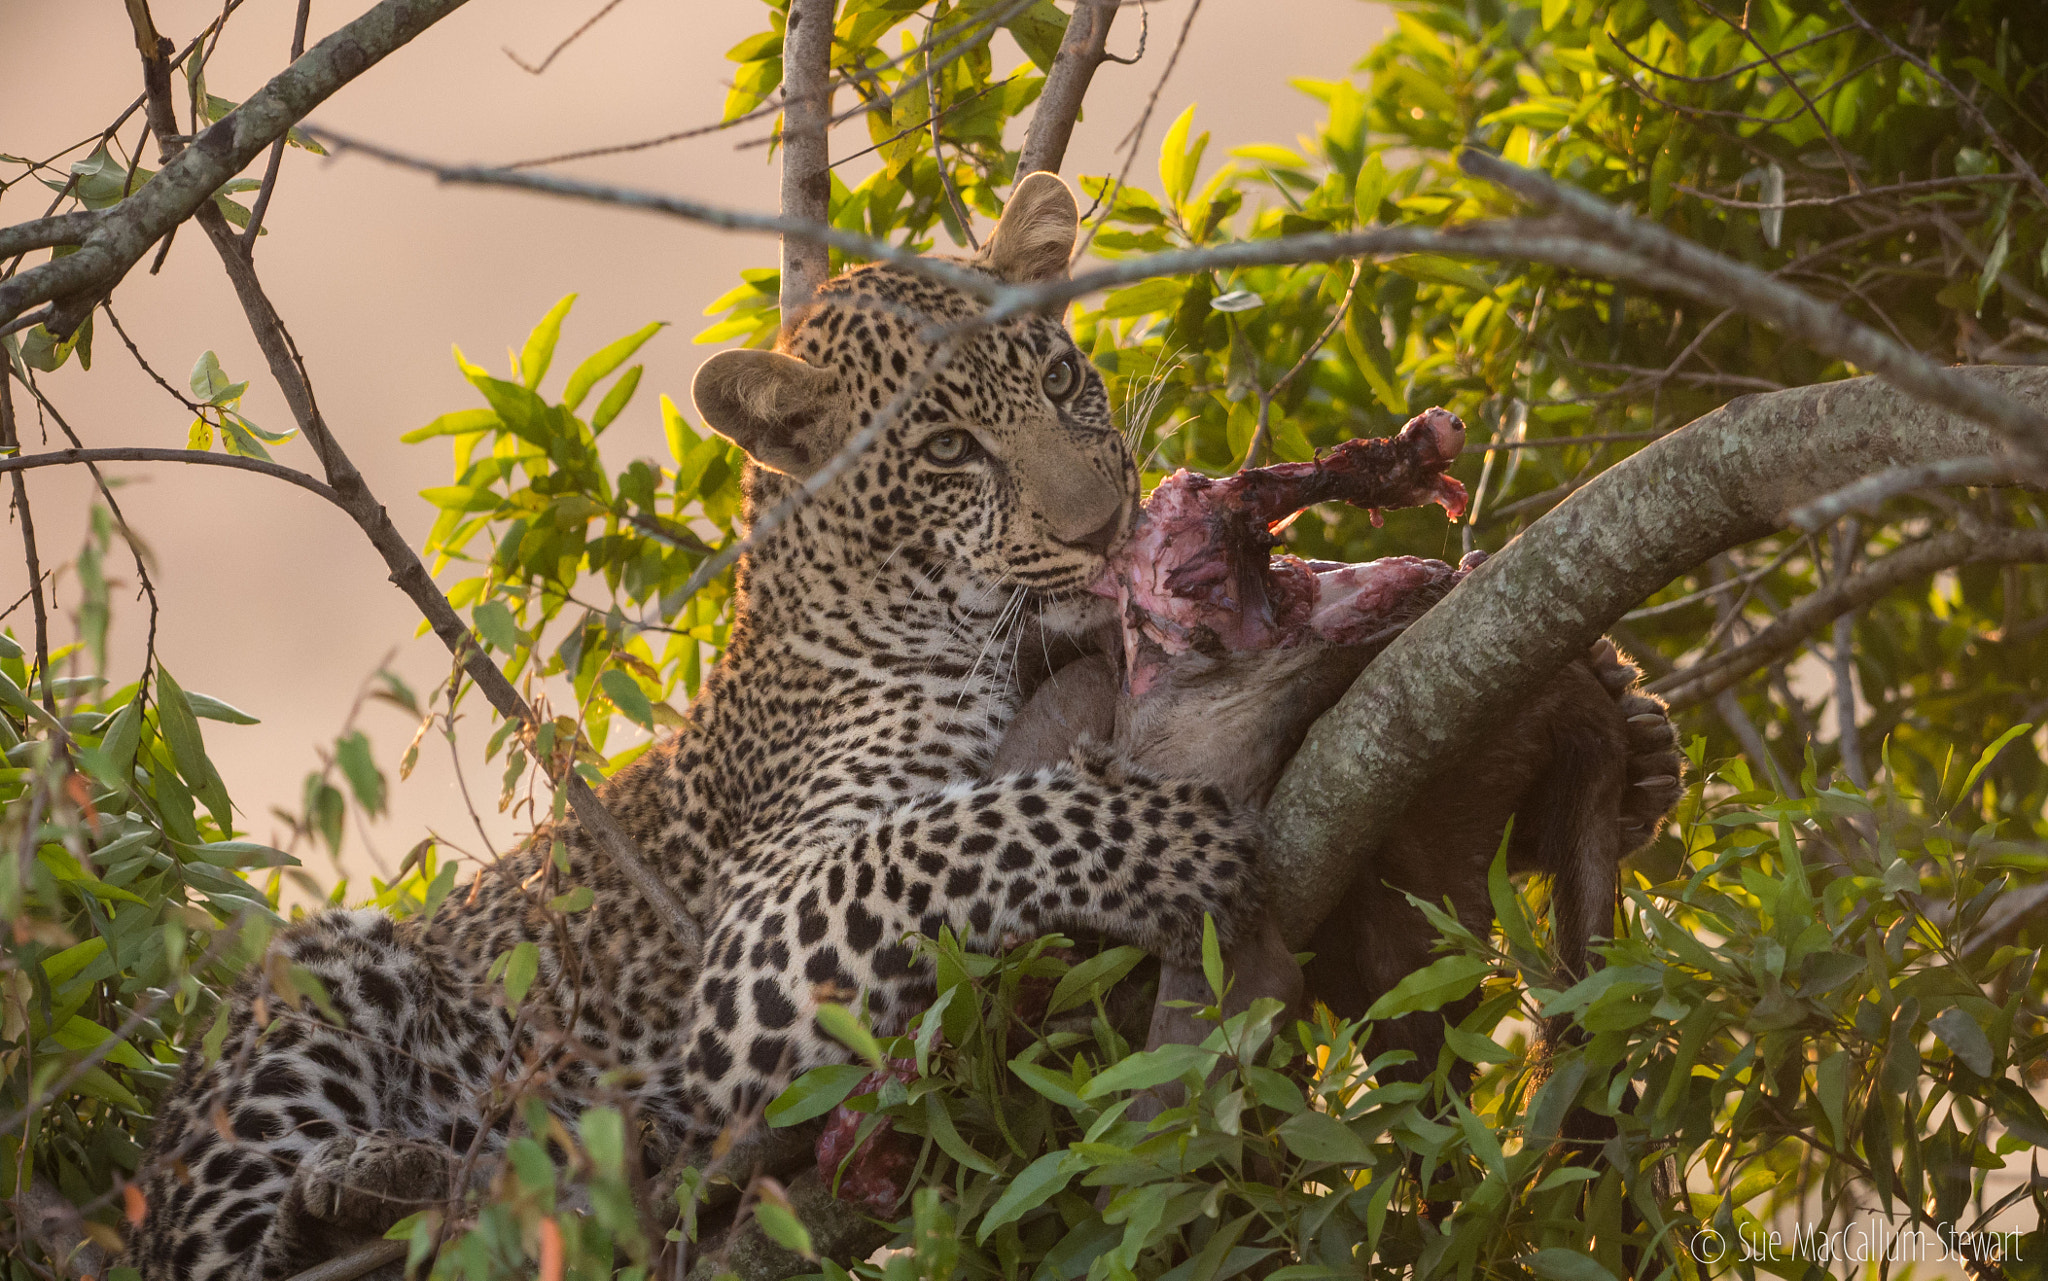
[1651,526,2048,711]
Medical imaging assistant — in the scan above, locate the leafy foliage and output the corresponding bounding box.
[5,0,2048,1274]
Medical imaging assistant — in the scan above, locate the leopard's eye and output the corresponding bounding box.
[921,430,977,465]
[1042,351,1082,402]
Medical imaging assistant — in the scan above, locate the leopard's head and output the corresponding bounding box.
[692,173,1136,636]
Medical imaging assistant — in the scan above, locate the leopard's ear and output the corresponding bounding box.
[978,172,1078,284]
[692,348,837,477]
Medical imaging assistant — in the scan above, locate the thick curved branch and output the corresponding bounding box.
[1262,366,2048,945]
[779,0,835,318]
[1016,0,1119,179]
[1651,526,2048,710]
[0,0,473,331]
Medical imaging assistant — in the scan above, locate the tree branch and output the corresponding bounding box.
[1015,0,1119,179]
[1649,525,2048,710]
[0,445,342,502]
[779,0,835,320]
[0,0,475,332]
[1460,150,2048,464]
[1789,454,2041,528]
[0,211,101,261]
[1261,367,2048,946]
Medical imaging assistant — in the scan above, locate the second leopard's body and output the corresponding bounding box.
[129,176,1266,1280]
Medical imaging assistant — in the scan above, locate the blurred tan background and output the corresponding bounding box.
[1,0,1391,891]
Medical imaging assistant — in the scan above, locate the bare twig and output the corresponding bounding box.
[1460,149,2048,463]
[0,0,475,331]
[1651,525,2048,710]
[240,0,314,250]
[1675,172,2023,210]
[1075,0,1200,257]
[503,0,628,75]
[1838,0,2048,212]
[0,376,54,714]
[925,11,979,250]
[1016,0,1119,178]
[1245,258,1362,468]
[779,0,835,319]
[9,367,164,694]
[0,445,341,500]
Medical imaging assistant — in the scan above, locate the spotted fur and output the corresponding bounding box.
[128,176,1265,1279]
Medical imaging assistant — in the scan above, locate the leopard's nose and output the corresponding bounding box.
[1066,506,1125,556]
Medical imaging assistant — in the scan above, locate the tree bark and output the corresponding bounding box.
[1262,365,2047,946]
[778,0,836,321]
[1016,0,1119,179]
[0,0,474,332]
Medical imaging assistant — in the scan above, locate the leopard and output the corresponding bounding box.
[126,173,1276,1280]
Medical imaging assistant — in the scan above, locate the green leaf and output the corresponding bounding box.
[767,1063,870,1127]
[503,941,540,1010]
[921,1090,1000,1174]
[580,1106,625,1178]
[590,364,644,433]
[1521,1248,1618,1281]
[600,668,656,730]
[1009,1058,1088,1110]
[1443,1022,1512,1064]
[184,691,260,724]
[1929,1007,1994,1076]
[1200,914,1225,1000]
[218,416,275,461]
[420,858,459,920]
[519,294,577,391]
[814,1002,885,1067]
[754,1196,816,1260]
[155,667,233,832]
[334,730,387,817]
[1950,722,2031,812]
[1814,1048,1852,1144]
[1003,0,1070,70]
[562,321,666,411]
[1158,105,1207,209]
[189,350,233,401]
[1977,226,2010,314]
[547,886,594,913]
[1276,1110,1375,1165]
[472,601,519,654]
[401,407,500,444]
[1047,945,1147,1016]
[1080,1041,1215,1099]
[976,1150,1076,1243]
[1363,954,1489,1020]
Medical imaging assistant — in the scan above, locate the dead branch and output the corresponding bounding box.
[1261,366,2048,946]
[779,0,835,319]
[0,0,475,333]
[1016,0,1120,178]
[1790,454,2041,528]
[1649,525,2048,710]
